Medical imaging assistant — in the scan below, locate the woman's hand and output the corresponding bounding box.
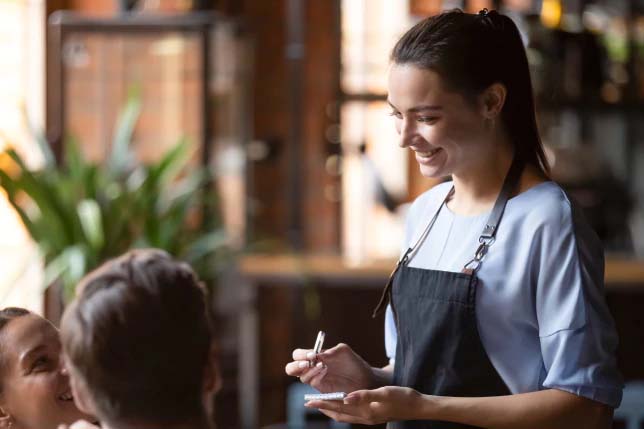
[285,343,376,393]
[304,386,428,425]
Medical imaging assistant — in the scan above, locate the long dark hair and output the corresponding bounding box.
[391,9,549,174]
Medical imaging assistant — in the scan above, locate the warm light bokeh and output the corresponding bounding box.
[0,0,45,313]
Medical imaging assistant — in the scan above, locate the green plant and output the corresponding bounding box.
[0,91,228,301]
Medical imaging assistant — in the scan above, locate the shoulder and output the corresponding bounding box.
[509,181,604,275]
[505,181,603,260]
[508,181,576,230]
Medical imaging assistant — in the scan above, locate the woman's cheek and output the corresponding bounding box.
[421,126,440,143]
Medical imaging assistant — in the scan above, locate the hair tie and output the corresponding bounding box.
[477,8,503,29]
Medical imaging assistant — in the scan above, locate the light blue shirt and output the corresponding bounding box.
[385,181,623,407]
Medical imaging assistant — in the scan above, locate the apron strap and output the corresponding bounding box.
[372,157,525,317]
[462,157,525,274]
[372,185,453,318]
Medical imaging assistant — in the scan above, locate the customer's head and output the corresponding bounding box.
[60,249,219,427]
[0,308,91,429]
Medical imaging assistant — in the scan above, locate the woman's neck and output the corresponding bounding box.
[448,152,548,216]
[448,145,514,216]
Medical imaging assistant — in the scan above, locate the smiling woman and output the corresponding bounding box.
[287,8,621,429]
[0,308,92,429]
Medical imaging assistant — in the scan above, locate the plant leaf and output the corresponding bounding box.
[77,199,104,250]
[108,86,142,176]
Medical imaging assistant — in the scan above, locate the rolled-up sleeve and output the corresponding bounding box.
[535,199,623,407]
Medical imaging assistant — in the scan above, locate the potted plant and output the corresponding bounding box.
[0,91,228,302]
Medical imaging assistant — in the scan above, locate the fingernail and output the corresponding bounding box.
[304,402,311,407]
[316,361,324,368]
[306,351,316,360]
[298,361,309,369]
[343,396,356,404]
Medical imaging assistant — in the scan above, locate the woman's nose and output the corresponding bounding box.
[398,118,414,148]
[59,357,69,376]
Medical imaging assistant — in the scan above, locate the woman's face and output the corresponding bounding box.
[0,314,91,429]
[387,64,492,178]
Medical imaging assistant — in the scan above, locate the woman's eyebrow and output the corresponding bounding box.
[387,100,442,112]
[408,104,443,112]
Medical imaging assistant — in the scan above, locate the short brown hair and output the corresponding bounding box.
[61,249,213,424]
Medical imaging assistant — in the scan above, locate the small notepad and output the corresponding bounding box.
[304,392,347,401]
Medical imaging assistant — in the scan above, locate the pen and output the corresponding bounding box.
[310,330,325,367]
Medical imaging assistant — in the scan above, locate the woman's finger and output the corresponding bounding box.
[308,365,328,388]
[284,360,313,376]
[299,362,325,384]
[292,348,313,361]
[305,399,349,414]
[344,387,386,404]
[317,408,365,424]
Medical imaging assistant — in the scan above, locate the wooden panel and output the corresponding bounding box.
[233,0,341,252]
[301,0,341,251]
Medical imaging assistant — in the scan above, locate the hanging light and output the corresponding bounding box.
[541,0,562,29]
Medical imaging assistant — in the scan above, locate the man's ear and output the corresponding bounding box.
[203,344,221,395]
[479,82,507,119]
[68,372,98,417]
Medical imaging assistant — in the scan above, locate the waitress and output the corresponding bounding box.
[285,8,622,429]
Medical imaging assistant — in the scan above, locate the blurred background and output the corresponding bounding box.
[0,0,643,428]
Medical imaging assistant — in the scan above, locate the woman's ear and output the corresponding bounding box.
[480,82,507,119]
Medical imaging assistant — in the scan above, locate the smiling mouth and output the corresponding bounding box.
[415,147,442,158]
[58,391,74,401]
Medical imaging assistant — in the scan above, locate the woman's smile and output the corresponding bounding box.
[57,388,74,402]
[414,147,443,165]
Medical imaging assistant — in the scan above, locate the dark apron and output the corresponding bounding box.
[373,159,524,429]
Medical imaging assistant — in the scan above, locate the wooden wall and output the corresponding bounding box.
[226,0,341,252]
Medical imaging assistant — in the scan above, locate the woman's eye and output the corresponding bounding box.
[388,111,402,119]
[417,116,438,123]
[31,356,51,372]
